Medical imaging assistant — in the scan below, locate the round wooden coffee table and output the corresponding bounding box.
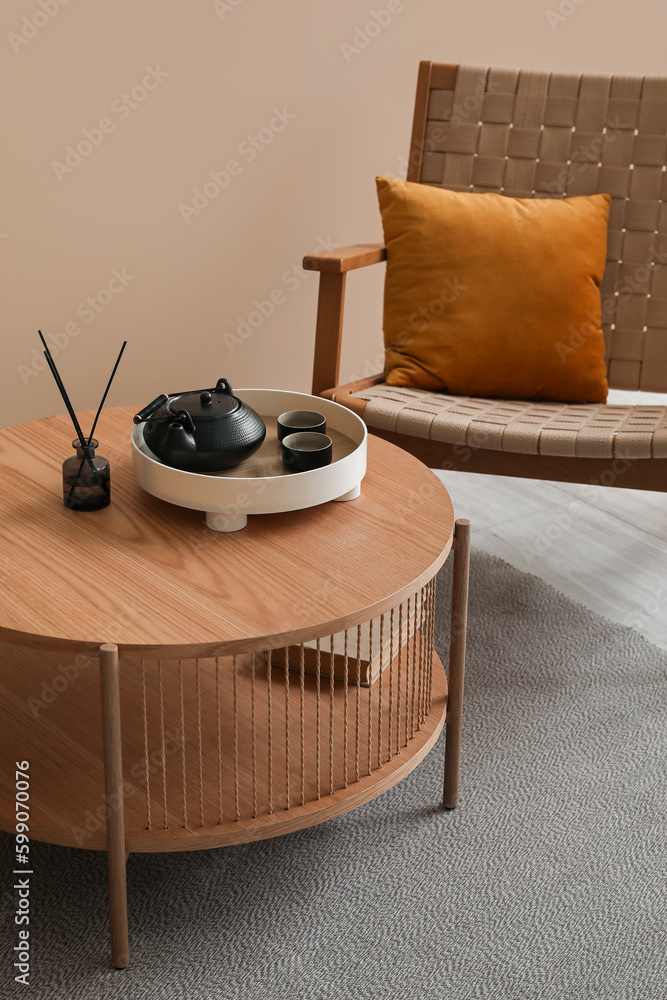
[0,405,470,969]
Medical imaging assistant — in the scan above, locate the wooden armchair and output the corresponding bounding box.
[305,62,667,492]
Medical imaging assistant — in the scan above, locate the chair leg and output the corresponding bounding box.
[443,519,471,809]
[99,643,130,969]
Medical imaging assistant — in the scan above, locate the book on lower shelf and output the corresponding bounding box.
[269,593,423,686]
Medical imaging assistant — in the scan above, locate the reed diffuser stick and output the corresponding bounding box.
[86,341,127,444]
[38,331,89,448]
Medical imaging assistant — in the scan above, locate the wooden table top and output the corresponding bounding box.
[0,406,454,655]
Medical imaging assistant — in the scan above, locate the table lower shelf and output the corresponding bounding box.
[0,639,446,853]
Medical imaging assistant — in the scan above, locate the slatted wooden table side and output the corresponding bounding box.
[0,640,447,852]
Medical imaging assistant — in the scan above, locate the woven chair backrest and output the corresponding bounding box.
[407,62,667,391]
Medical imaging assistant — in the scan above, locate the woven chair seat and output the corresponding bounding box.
[350,384,667,459]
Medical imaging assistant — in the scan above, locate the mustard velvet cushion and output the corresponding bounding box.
[376,177,610,403]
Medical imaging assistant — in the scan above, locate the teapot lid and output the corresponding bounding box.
[167,387,240,419]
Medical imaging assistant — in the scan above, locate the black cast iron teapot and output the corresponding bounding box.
[134,378,266,473]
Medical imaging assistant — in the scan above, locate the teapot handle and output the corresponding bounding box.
[174,409,196,434]
[133,394,168,424]
[215,378,234,396]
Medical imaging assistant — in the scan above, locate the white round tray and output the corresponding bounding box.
[131,388,367,531]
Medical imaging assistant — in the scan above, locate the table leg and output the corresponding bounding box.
[443,518,470,809]
[99,643,130,969]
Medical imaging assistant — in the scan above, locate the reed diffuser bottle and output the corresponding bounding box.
[62,438,110,511]
[37,329,126,514]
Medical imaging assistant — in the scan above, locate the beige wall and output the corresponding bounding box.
[2,0,666,428]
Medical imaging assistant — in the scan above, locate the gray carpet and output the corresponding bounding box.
[1,549,666,999]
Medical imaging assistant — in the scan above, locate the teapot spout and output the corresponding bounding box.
[162,421,197,468]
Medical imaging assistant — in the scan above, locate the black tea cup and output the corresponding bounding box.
[281,432,333,472]
[277,410,326,442]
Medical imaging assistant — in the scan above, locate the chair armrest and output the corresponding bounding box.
[303,243,386,274]
[320,373,385,401]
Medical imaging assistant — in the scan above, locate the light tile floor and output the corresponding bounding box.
[432,391,667,651]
